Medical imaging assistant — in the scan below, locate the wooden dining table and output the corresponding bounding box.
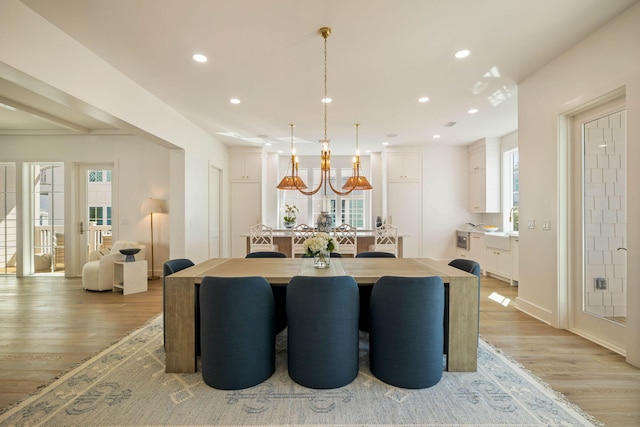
[164,257,479,373]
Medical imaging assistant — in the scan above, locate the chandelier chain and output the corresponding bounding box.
[276,26,372,196]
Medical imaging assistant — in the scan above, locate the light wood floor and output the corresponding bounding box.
[0,274,638,426]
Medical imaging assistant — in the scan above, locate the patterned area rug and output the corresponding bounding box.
[0,314,600,426]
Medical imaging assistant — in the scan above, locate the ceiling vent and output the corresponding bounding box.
[445,121,457,127]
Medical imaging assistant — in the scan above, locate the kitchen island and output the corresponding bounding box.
[243,229,405,257]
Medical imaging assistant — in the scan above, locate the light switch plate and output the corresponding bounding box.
[543,220,551,231]
[527,219,535,229]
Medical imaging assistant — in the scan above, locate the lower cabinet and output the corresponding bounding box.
[469,232,485,270]
[484,234,512,282]
[485,248,512,279]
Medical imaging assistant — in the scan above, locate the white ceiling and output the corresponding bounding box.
[2,0,637,155]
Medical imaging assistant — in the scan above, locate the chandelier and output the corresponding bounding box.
[276,27,372,195]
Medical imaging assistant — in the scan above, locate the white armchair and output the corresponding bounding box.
[82,240,146,291]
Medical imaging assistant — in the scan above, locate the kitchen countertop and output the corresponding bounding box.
[484,231,519,237]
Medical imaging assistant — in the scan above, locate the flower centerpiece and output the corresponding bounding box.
[283,204,298,229]
[303,232,338,268]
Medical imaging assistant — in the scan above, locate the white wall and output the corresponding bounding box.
[518,2,640,366]
[421,145,473,259]
[0,0,230,267]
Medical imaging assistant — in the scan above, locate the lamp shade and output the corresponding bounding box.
[276,175,308,190]
[141,198,164,214]
[342,175,373,191]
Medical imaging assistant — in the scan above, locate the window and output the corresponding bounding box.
[89,170,102,182]
[89,206,112,225]
[89,207,103,225]
[89,170,111,183]
[279,156,370,229]
[503,148,519,231]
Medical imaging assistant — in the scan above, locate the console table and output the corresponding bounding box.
[164,257,478,374]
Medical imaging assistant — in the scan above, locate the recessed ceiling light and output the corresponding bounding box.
[468,108,478,114]
[418,97,430,103]
[230,98,241,104]
[0,103,17,111]
[382,141,389,146]
[265,143,272,146]
[192,53,208,63]
[433,134,441,139]
[321,97,332,103]
[455,49,470,59]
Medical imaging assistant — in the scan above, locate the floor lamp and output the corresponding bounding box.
[141,198,163,280]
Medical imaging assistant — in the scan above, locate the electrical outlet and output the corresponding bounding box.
[527,219,535,229]
[595,277,607,290]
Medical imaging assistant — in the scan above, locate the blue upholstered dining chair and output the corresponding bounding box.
[369,275,445,389]
[246,251,287,333]
[163,258,195,350]
[354,251,396,331]
[199,276,275,390]
[246,251,287,258]
[355,251,395,258]
[286,275,359,389]
[446,258,481,354]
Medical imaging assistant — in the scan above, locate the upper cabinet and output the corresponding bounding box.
[230,152,262,182]
[386,152,421,182]
[468,138,500,213]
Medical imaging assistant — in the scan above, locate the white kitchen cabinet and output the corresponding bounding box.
[230,182,262,258]
[468,147,485,173]
[387,181,421,257]
[484,233,512,281]
[468,232,485,271]
[230,153,262,182]
[386,152,421,182]
[468,138,500,213]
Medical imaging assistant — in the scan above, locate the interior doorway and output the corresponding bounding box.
[569,94,627,355]
[0,163,17,275]
[31,163,64,275]
[209,165,221,258]
[77,164,113,269]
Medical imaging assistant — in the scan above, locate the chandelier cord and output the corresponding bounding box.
[323,30,328,143]
[277,26,371,196]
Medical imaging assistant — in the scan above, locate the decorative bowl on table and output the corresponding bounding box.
[119,248,141,262]
[482,226,499,233]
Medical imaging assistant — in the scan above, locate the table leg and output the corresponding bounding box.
[165,276,197,373]
[446,275,478,371]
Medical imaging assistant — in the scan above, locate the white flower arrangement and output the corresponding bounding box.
[303,232,338,256]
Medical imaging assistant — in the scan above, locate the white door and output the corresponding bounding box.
[570,97,626,354]
[209,165,221,258]
[77,164,113,273]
